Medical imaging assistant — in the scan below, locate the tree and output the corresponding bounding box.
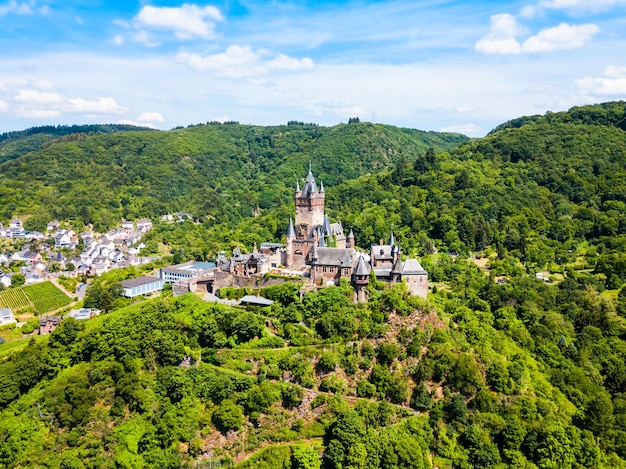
[11,273,25,287]
[213,399,244,433]
[291,445,321,469]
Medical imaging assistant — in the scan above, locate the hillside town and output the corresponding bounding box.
[1,169,428,305]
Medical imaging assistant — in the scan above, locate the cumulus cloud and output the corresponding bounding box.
[0,100,8,112]
[475,14,598,54]
[112,35,124,46]
[0,0,33,16]
[67,97,127,114]
[523,23,599,52]
[137,112,164,123]
[27,79,55,90]
[11,88,129,119]
[13,89,63,104]
[577,66,626,96]
[176,45,314,78]
[474,14,525,54]
[134,4,223,40]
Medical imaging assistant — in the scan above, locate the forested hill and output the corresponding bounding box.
[0,121,467,231]
[0,124,154,165]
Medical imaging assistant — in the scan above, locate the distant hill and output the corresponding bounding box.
[0,122,468,231]
[0,124,155,165]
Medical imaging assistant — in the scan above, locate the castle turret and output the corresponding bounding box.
[347,228,355,249]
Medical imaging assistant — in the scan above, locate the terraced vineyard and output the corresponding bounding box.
[0,281,71,315]
[0,287,31,313]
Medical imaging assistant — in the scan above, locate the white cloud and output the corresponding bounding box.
[475,14,525,54]
[577,66,626,96]
[13,89,63,104]
[440,123,482,135]
[66,97,127,114]
[0,100,8,112]
[15,107,60,118]
[27,79,55,90]
[0,1,33,16]
[176,45,313,78]
[135,30,160,48]
[134,4,223,40]
[539,0,626,11]
[117,119,157,129]
[313,99,367,119]
[137,112,164,123]
[522,23,599,52]
[112,35,124,46]
[476,14,598,54]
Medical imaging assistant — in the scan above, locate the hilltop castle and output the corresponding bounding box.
[284,167,428,299]
[199,167,428,300]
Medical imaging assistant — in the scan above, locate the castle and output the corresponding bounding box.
[284,167,428,300]
[181,167,428,300]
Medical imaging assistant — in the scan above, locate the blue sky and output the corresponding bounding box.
[0,0,625,136]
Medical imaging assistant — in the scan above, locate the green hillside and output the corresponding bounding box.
[0,122,467,231]
[2,103,626,468]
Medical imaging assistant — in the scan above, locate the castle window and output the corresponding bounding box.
[329,266,334,273]
[322,266,327,273]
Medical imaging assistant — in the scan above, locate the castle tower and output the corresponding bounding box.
[294,166,325,238]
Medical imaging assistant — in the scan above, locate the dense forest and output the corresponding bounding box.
[0,121,467,232]
[1,102,626,468]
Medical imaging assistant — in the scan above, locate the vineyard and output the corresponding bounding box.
[0,281,71,315]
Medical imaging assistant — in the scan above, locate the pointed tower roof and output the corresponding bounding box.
[323,214,332,235]
[312,245,319,260]
[389,231,395,246]
[318,236,327,247]
[301,166,319,196]
[348,228,355,239]
[320,180,325,192]
[354,255,371,276]
[296,180,301,192]
[286,217,295,238]
[392,257,403,274]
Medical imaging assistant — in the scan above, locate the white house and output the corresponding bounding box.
[120,276,164,298]
[0,308,16,325]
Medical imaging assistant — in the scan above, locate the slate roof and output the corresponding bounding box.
[402,258,428,275]
[353,256,371,276]
[313,247,355,267]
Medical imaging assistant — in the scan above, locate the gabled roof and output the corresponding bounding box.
[313,247,355,267]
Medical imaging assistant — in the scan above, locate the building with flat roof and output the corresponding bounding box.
[159,261,216,283]
[121,276,164,298]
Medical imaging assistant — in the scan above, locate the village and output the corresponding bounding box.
[0,169,429,337]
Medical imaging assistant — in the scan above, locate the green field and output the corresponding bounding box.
[0,281,71,315]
